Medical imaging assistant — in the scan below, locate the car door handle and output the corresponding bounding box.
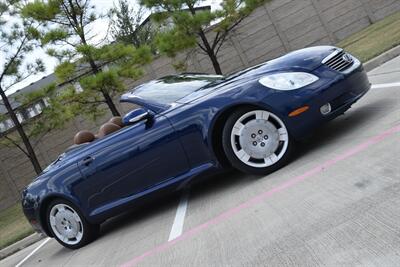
[81,156,94,166]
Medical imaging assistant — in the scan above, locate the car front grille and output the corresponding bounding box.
[322,50,354,72]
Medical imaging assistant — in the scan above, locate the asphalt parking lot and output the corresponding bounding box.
[1,57,400,267]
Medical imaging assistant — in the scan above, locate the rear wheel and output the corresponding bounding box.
[46,199,99,249]
[222,107,294,175]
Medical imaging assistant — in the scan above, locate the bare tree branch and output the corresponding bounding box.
[3,72,36,92]
[3,135,30,158]
[196,41,208,53]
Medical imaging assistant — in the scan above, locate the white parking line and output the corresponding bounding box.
[15,237,50,267]
[168,192,189,241]
[371,82,400,89]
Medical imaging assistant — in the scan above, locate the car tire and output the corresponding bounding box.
[222,107,294,175]
[46,199,99,249]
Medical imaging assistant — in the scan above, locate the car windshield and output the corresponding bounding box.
[131,75,223,105]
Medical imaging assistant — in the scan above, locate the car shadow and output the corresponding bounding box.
[297,96,396,153]
[188,98,391,203]
[95,98,387,241]
[99,192,181,236]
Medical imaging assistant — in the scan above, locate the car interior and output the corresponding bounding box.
[73,116,125,145]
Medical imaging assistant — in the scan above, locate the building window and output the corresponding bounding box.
[35,103,42,113]
[0,118,16,132]
[74,82,83,93]
[0,122,6,132]
[4,119,14,130]
[27,107,36,118]
[43,97,50,107]
[16,112,24,123]
[26,103,43,119]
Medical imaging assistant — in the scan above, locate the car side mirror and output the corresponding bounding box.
[123,108,152,125]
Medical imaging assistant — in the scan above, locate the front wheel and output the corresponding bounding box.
[222,107,294,175]
[46,199,99,249]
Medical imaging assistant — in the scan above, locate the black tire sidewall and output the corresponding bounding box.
[46,199,99,249]
[222,107,294,175]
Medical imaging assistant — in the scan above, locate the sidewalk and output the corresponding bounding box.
[368,51,400,84]
[0,233,44,260]
[364,45,400,72]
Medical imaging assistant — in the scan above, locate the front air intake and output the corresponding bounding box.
[322,50,354,72]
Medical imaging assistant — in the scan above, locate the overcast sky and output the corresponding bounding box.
[7,0,221,95]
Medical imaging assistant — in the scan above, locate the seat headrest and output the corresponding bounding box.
[109,116,124,127]
[74,130,95,145]
[98,122,121,138]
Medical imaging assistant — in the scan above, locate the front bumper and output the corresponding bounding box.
[21,188,47,235]
[284,59,370,139]
[22,206,45,234]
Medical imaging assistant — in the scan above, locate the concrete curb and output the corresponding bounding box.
[0,233,45,260]
[364,45,400,72]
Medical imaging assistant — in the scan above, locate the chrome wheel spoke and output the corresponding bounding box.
[73,213,81,222]
[232,122,245,136]
[236,149,250,162]
[49,215,57,227]
[75,231,83,242]
[255,110,269,120]
[266,153,279,164]
[278,128,288,141]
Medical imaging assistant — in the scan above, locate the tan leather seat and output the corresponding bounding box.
[97,122,121,138]
[74,130,95,145]
[109,116,124,127]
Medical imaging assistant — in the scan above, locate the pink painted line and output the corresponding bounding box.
[121,124,400,267]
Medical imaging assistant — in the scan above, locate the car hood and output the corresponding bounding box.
[261,45,337,71]
[121,46,338,110]
[176,46,337,104]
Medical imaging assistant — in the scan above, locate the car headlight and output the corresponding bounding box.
[259,72,319,90]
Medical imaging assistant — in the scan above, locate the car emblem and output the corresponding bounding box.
[342,53,353,63]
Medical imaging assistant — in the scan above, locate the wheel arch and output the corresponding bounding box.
[38,194,84,237]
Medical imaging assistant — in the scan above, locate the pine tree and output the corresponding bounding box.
[140,0,268,74]
[0,0,45,174]
[109,0,156,52]
[22,0,152,117]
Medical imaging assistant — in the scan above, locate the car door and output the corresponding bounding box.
[76,114,189,211]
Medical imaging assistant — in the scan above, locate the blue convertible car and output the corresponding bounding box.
[22,46,370,248]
